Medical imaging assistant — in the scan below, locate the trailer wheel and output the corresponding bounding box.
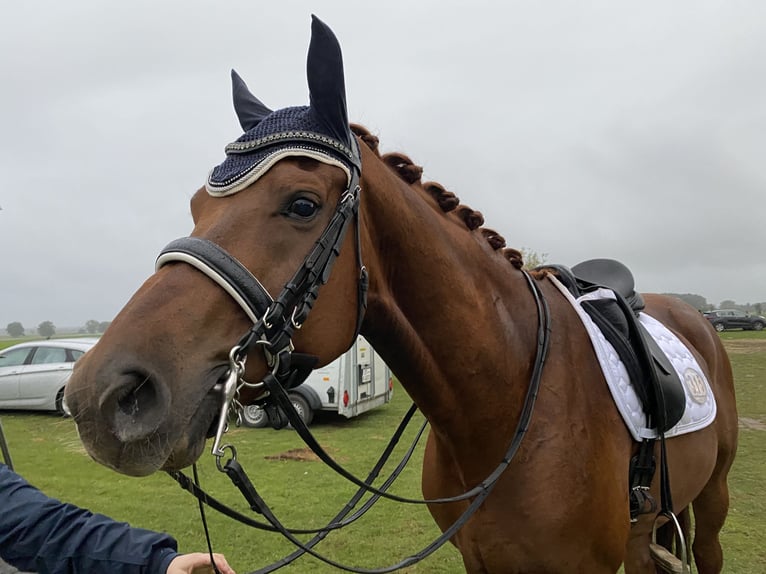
[241,404,269,428]
[288,393,314,427]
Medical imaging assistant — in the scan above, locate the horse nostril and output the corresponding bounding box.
[106,370,169,443]
[117,374,157,417]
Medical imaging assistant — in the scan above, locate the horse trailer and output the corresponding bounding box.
[240,336,393,428]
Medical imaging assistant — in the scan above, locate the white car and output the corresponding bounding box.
[0,338,98,415]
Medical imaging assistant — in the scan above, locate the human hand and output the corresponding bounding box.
[166,552,236,574]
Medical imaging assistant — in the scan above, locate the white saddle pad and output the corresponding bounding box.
[548,275,716,441]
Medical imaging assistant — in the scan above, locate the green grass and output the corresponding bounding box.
[719,330,766,341]
[717,334,766,573]
[0,334,98,348]
[1,388,462,572]
[1,335,764,572]
[0,337,32,348]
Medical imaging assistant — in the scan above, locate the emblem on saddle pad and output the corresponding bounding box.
[683,368,708,405]
[205,16,361,198]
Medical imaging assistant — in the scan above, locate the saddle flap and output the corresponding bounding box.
[582,292,686,433]
[637,322,686,431]
[546,259,686,434]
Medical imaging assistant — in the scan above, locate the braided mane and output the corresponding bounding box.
[351,124,524,269]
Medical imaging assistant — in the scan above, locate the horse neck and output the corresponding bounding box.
[357,151,541,434]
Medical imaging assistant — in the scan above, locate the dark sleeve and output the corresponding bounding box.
[0,463,179,574]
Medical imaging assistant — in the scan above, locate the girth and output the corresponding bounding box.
[541,258,685,433]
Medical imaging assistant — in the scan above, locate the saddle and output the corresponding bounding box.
[541,258,686,433]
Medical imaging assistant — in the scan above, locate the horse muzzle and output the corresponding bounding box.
[68,355,225,476]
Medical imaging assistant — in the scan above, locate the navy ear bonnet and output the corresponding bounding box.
[206,16,361,197]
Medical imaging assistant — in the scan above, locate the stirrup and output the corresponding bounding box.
[649,511,690,574]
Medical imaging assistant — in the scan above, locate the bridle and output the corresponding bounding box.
[155,156,552,572]
[156,165,367,457]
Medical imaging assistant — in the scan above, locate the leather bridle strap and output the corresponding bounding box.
[236,174,365,363]
[156,169,366,462]
[167,403,424,536]
[156,237,274,324]
[261,270,551,505]
[176,270,551,574]
[0,418,13,471]
[241,269,551,573]
[252,411,427,572]
[157,168,366,371]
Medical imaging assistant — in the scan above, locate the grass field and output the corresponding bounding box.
[1,332,764,572]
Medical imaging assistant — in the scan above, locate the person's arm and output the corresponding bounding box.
[0,463,233,574]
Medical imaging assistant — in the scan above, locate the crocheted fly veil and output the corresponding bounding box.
[206,16,361,197]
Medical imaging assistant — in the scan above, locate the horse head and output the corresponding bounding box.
[66,16,368,476]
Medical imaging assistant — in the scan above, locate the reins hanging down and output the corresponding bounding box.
[169,403,424,535]
[169,270,551,573]
[0,418,13,471]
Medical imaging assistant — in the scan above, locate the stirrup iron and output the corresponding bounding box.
[649,511,690,574]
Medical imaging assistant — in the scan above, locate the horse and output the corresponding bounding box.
[66,16,738,573]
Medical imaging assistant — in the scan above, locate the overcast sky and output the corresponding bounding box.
[1,1,764,329]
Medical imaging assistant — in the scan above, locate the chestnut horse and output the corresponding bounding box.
[67,16,737,573]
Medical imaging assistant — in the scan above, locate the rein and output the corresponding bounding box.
[169,271,550,572]
[158,166,552,571]
[0,418,13,471]
[169,405,427,572]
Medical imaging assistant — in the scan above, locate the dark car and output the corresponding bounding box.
[703,309,766,332]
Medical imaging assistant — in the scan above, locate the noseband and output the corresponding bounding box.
[155,166,367,457]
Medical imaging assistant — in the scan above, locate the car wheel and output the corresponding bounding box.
[753,322,765,331]
[241,404,269,428]
[287,393,314,427]
[714,322,725,332]
[56,388,71,417]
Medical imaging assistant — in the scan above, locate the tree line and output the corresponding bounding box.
[664,294,765,315]
[519,250,764,314]
[5,320,112,338]
[4,289,764,341]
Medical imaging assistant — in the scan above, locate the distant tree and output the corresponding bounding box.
[85,319,100,334]
[520,247,549,270]
[98,321,111,333]
[6,322,24,337]
[756,303,764,315]
[37,321,56,338]
[719,300,737,310]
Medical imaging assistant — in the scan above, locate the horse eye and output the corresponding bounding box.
[287,198,319,219]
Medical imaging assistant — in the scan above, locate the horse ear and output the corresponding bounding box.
[231,69,273,131]
[307,15,352,148]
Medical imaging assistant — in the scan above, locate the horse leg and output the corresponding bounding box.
[624,531,658,574]
[689,473,731,574]
[624,507,689,574]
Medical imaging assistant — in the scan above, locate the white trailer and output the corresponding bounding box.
[241,336,393,428]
